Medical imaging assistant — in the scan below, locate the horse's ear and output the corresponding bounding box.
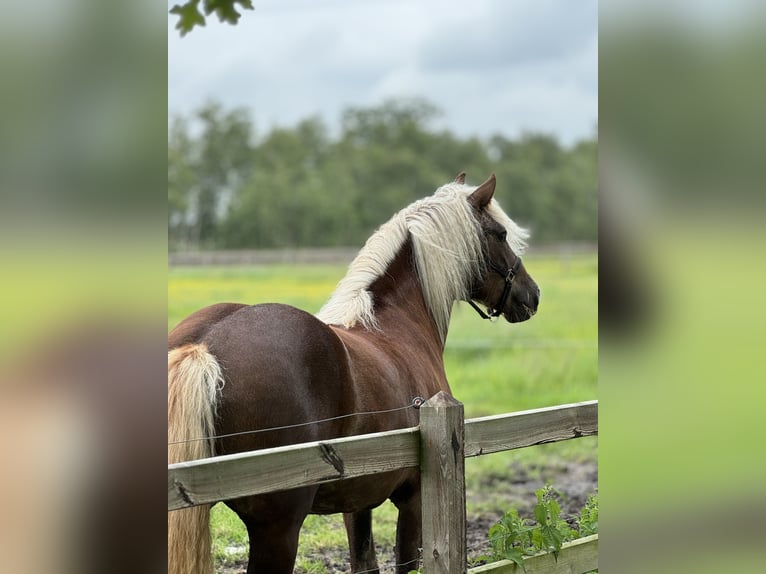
[454,171,467,184]
[468,174,496,210]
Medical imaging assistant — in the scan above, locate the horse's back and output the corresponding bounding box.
[168,302,249,350]
[176,303,354,453]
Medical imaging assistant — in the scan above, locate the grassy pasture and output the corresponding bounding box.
[168,251,597,571]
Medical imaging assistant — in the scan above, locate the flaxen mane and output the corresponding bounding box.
[316,181,528,342]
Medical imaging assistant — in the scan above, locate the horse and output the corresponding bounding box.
[168,172,540,574]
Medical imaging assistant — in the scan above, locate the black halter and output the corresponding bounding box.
[468,255,522,320]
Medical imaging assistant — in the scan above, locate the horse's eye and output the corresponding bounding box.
[498,231,507,242]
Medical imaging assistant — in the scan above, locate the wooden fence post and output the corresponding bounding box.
[420,391,466,574]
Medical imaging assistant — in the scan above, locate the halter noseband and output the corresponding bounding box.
[468,255,522,321]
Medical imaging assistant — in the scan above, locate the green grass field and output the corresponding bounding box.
[168,251,598,571]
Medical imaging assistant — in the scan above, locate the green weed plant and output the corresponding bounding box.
[486,485,598,571]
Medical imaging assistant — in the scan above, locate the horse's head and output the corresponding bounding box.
[463,173,540,323]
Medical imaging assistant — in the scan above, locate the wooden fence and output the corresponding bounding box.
[168,393,598,573]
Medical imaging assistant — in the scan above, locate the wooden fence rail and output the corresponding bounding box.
[168,396,598,573]
[168,426,420,511]
[468,535,599,574]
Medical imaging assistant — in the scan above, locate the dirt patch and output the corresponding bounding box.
[219,458,597,573]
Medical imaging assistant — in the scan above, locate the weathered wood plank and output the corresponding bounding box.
[420,391,467,574]
[168,426,420,511]
[168,400,598,511]
[464,400,597,458]
[468,534,598,574]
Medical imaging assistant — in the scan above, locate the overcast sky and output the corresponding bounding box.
[168,0,597,145]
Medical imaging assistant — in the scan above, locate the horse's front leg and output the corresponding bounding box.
[343,509,379,574]
[391,482,422,574]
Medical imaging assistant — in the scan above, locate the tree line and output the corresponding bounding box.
[168,98,596,251]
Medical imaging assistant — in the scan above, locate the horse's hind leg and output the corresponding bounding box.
[227,489,315,574]
[343,509,379,574]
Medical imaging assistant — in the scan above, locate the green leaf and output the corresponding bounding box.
[540,523,564,554]
[533,503,547,525]
[548,498,561,521]
[170,1,206,36]
[503,548,527,572]
[498,514,513,530]
[581,518,598,536]
[203,0,254,25]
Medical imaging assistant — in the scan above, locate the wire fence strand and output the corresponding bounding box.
[168,401,421,446]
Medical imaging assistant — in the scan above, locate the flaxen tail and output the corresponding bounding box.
[168,344,224,574]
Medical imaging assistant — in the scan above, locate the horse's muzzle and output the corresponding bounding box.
[506,284,540,323]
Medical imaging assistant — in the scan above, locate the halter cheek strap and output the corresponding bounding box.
[468,256,522,321]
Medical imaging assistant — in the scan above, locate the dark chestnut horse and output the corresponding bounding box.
[168,173,540,574]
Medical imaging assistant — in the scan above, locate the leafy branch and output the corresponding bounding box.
[170,0,254,36]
